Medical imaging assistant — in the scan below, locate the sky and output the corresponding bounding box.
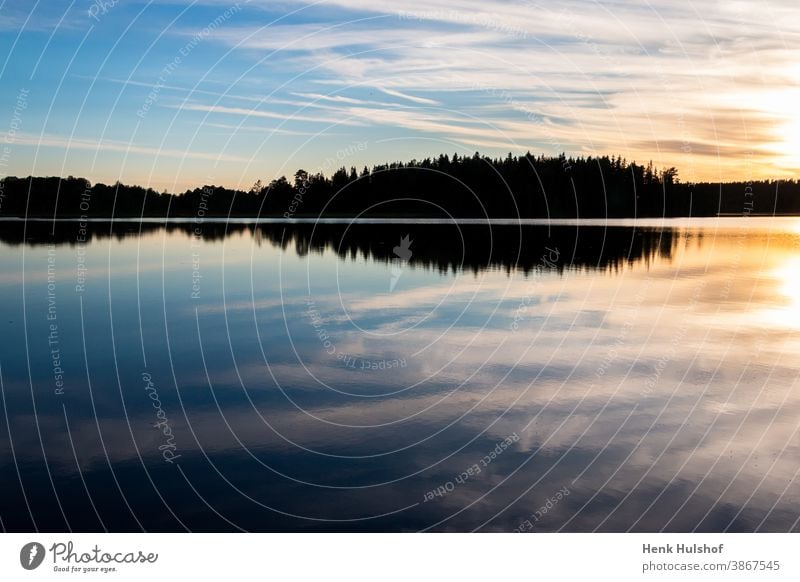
[0,0,798,192]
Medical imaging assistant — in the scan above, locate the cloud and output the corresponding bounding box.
[169,102,368,127]
[376,87,439,105]
[188,0,800,179]
[9,132,251,163]
[165,103,362,125]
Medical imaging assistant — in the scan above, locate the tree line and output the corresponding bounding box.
[1,152,797,218]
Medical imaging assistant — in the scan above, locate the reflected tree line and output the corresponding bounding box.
[0,220,677,276]
[1,153,798,219]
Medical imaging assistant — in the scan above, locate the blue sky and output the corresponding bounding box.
[1,0,798,191]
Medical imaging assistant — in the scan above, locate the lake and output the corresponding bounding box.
[0,217,798,532]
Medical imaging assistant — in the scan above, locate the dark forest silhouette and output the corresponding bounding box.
[1,152,797,218]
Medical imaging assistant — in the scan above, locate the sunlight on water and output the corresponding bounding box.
[762,257,800,329]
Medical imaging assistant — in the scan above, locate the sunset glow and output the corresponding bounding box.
[1,0,799,190]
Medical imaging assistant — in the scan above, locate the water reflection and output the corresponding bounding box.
[0,218,798,532]
[0,219,677,275]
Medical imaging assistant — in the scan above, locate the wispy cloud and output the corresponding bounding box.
[10,132,251,163]
[195,0,800,178]
[169,102,367,127]
[376,86,439,105]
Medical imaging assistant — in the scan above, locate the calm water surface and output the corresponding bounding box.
[0,218,798,531]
